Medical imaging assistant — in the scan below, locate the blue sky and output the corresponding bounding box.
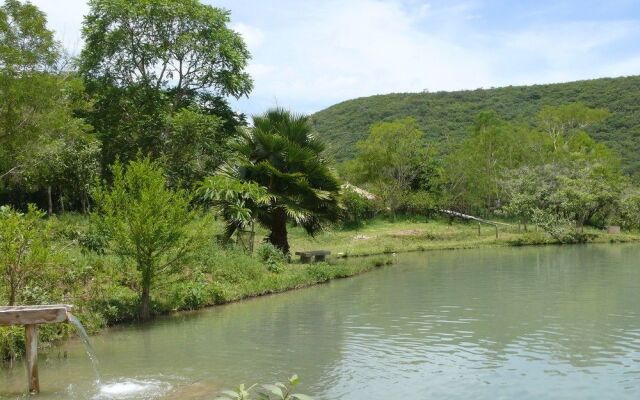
[32,0,640,115]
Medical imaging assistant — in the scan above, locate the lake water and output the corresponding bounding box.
[1,244,639,399]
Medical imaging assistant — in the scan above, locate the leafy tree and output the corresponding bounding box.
[164,108,228,187]
[0,0,59,182]
[93,158,196,320]
[538,102,610,152]
[0,0,98,211]
[499,167,544,231]
[199,174,273,245]
[550,162,624,229]
[615,190,640,231]
[213,109,341,254]
[501,160,625,239]
[444,112,531,213]
[346,118,436,216]
[0,205,52,305]
[79,0,253,179]
[0,0,58,73]
[80,0,252,98]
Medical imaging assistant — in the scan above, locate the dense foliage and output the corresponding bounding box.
[311,76,640,176]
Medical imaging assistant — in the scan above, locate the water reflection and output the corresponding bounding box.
[1,244,639,399]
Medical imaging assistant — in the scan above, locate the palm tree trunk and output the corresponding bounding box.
[269,207,290,254]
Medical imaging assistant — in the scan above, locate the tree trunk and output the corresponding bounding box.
[8,287,16,306]
[47,186,53,216]
[268,207,290,254]
[140,284,151,321]
[84,192,91,213]
[59,189,65,214]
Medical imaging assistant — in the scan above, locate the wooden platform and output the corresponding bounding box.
[0,305,73,394]
[0,305,71,326]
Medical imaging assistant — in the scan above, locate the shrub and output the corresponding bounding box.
[306,265,332,282]
[0,204,55,305]
[257,243,287,273]
[339,187,377,228]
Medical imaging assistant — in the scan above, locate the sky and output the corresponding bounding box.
[31,0,640,116]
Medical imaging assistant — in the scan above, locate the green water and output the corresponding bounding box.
[1,244,639,399]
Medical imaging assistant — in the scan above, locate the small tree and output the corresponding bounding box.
[0,205,51,306]
[93,158,195,320]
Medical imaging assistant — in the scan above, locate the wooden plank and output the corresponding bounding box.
[25,324,39,394]
[0,305,70,326]
[439,209,511,227]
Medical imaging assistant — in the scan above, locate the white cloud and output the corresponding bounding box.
[244,0,495,113]
[232,23,265,50]
[19,0,640,115]
[30,0,87,54]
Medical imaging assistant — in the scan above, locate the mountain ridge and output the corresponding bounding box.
[310,75,640,175]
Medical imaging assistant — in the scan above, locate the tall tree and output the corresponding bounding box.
[0,0,98,211]
[0,0,59,181]
[213,109,341,254]
[79,0,253,181]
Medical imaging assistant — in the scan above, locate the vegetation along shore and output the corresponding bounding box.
[2,0,640,363]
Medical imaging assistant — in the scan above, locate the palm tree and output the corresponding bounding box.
[212,108,341,254]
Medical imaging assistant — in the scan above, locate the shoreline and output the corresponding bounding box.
[2,221,639,363]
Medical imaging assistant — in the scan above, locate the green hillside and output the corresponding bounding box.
[311,75,640,175]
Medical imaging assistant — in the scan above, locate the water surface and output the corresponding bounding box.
[1,244,639,399]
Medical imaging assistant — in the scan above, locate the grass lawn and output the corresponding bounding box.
[285,217,640,258]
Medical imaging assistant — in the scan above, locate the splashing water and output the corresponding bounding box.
[67,313,102,384]
[93,379,172,399]
[66,313,174,399]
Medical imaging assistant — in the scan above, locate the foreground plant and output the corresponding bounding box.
[215,374,312,400]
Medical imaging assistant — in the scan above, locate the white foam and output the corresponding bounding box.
[94,379,171,399]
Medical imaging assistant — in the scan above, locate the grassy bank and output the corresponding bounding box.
[0,213,396,360]
[2,214,638,360]
[288,216,640,257]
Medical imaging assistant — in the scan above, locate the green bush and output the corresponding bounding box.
[306,264,333,282]
[256,243,287,273]
[339,187,377,228]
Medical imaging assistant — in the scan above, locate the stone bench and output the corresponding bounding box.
[295,250,331,263]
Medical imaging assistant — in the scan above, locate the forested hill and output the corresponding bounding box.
[310,75,640,174]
